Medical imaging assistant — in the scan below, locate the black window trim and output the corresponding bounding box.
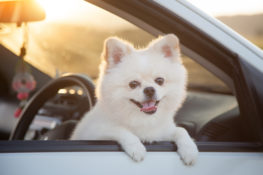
[0,141,263,153]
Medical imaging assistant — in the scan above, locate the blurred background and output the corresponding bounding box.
[189,0,263,49]
[0,0,262,94]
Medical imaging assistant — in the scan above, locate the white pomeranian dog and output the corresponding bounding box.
[71,34,198,165]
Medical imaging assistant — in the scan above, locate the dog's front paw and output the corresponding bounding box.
[123,142,146,162]
[177,141,198,166]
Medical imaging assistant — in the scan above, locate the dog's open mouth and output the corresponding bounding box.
[130,99,160,115]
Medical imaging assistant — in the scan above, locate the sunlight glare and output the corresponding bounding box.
[36,0,132,29]
[37,0,86,21]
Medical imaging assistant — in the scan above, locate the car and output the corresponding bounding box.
[0,0,263,174]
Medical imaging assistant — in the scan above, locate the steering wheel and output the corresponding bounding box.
[10,74,96,140]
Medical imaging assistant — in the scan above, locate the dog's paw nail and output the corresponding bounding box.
[131,147,146,162]
[180,153,197,166]
[132,152,145,162]
[178,144,198,166]
[125,144,146,162]
[182,157,196,166]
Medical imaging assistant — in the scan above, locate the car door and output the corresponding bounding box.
[0,141,263,175]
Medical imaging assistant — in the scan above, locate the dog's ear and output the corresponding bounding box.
[150,34,181,63]
[102,37,133,68]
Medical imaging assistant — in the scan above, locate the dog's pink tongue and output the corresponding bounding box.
[141,101,157,112]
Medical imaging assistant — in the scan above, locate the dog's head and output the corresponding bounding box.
[97,34,187,116]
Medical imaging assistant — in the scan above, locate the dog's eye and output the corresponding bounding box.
[155,77,164,86]
[129,81,140,89]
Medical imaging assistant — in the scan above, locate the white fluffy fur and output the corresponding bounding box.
[71,34,198,165]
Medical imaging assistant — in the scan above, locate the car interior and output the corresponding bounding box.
[0,0,255,144]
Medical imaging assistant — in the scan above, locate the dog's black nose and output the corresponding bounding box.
[144,87,155,98]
